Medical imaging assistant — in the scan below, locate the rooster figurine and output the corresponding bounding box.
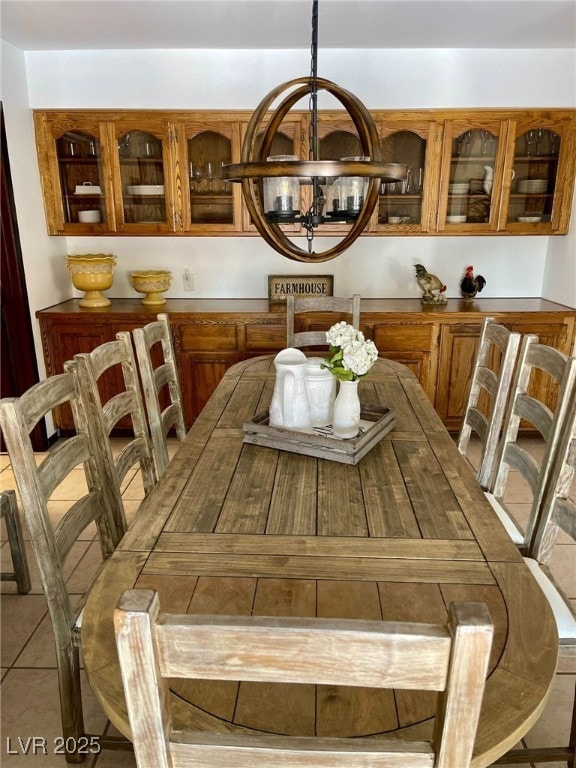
[460,265,486,301]
[414,264,448,304]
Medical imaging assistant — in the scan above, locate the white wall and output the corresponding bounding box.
[543,188,576,309]
[2,46,575,322]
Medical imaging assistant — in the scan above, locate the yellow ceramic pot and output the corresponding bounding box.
[129,270,172,306]
[66,254,116,307]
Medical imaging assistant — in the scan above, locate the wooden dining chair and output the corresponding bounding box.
[65,331,157,530]
[485,334,576,552]
[0,489,31,594]
[457,316,521,489]
[494,384,576,766]
[0,371,128,762]
[286,293,361,348]
[132,313,186,476]
[115,589,493,768]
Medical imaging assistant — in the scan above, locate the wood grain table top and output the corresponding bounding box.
[81,356,559,767]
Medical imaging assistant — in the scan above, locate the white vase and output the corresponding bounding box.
[332,380,361,439]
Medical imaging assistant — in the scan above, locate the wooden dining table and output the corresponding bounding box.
[82,355,559,767]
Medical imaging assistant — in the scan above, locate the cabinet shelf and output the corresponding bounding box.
[450,156,497,163]
[510,193,552,198]
[57,157,99,163]
[191,194,233,202]
[515,155,558,162]
[448,193,490,199]
[380,194,422,201]
[124,195,165,200]
[119,157,163,164]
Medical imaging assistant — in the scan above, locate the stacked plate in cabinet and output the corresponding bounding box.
[448,182,470,195]
[517,179,548,194]
[126,184,165,196]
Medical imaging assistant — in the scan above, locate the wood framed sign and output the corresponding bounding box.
[268,275,334,303]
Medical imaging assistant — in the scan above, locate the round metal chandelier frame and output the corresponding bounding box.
[223,76,406,263]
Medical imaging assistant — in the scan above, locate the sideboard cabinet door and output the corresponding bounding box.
[435,317,574,431]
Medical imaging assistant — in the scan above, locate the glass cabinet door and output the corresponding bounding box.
[314,121,365,233]
[243,116,304,233]
[439,119,506,231]
[55,130,108,230]
[183,125,239,232]
[378,129,428,230]
[505,127,561,228]
[114,125,174,232]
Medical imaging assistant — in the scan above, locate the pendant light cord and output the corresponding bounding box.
[307,0,322,250]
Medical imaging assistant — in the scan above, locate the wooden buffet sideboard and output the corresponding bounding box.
[36,297,576,433]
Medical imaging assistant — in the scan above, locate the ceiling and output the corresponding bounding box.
[2,0,575,51]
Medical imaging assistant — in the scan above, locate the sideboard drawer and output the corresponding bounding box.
[180,323,238,351]
[245,323,286,351]
[373,323,435,351]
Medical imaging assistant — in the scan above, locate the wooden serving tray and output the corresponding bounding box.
[242,405,395,465]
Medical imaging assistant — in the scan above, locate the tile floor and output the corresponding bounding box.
[0,436,574,767]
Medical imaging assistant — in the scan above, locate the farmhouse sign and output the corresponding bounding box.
[268,275,334,303]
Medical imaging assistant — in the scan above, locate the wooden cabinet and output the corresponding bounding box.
[34,108,576,238]
[36,298,576,434]
[436,110,576,234]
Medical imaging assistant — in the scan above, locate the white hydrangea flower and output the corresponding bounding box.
[326,321,358,348]
[324,322,379,380]
[342,338,378,376]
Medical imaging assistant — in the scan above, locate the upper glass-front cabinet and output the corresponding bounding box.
[500,116,574,233]
[376,119,440,232]
[111,121,175,233]
[33,109,576,237]
[181,123,240,232]
[508,128,559,225]
[55,131,108,229]
[438,118,507,231]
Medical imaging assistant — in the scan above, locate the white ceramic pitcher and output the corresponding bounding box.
[269,348,311,430]
[304,357,336,426]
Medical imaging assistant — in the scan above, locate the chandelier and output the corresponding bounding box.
[223,0,406,263]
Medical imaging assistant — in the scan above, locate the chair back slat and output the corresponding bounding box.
[37,433,92,501]
[18,373,79,434]
[465,408,488,442]
[154,362,175,392]
[115,590,493,768]
[476,365,498,398]
[526,340,571,384]
[54,493,106,564]
[169,734,435,768]
[286,294,361,349]
[514,394,553,441]
[501,442,540,493]
[156,615,451,688]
